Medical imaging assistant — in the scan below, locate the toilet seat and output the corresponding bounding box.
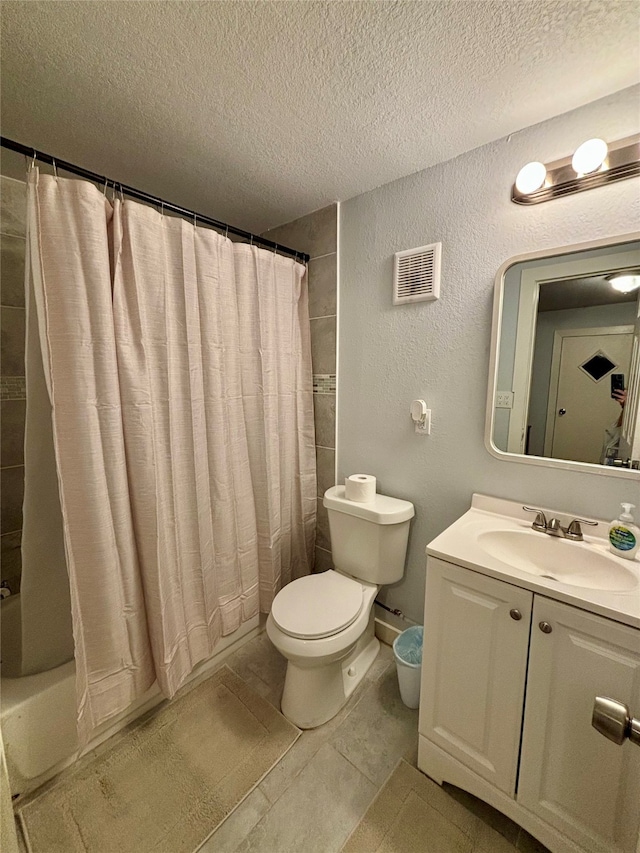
[271,570,364,640]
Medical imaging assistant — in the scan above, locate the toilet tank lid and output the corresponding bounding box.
[323,486,415,524]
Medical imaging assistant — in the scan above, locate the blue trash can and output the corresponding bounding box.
[392,625,423,709]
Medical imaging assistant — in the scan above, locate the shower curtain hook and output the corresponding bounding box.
[102,177,108,196]
[273,243,278,255]
[193,211,197,229]
[52,158,58,181]
[225,224,228,240]
[250,235,253,246]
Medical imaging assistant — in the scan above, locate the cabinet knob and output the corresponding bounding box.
[539,621,553,634]
[592,697,640,747]
[509,609,522,621]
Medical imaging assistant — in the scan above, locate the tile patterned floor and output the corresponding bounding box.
[198,633,551,853]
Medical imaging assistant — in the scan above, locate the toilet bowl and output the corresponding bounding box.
[267,485,414,729]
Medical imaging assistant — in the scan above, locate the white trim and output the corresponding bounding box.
[507,268,539,452]
[485,231,640,480]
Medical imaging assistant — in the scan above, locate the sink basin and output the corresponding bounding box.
[477,530,638,591]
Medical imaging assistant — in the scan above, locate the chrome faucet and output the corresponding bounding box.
[523,507,598,541]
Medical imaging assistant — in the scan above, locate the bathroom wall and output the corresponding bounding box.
[338,84,640,623]
[263,205,338,571]
[0,176,26,592]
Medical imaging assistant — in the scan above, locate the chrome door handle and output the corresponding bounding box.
[592,697,640,746]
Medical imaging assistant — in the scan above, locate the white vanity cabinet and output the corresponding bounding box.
[419,559,532,795]
[418,557,640,853]
[518,597,640,853]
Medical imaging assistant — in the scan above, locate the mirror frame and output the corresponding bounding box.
[485,231,640,480]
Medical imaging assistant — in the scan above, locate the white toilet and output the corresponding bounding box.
[266,485,414,728]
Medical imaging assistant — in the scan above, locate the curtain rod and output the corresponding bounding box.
[0,136,310,263]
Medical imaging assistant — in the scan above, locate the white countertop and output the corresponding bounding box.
[426,494,640,630]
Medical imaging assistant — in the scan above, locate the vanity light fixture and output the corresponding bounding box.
[512,134,640,205]
[607,270,640,294]
[515,161,547,194]
[571,138,608,175]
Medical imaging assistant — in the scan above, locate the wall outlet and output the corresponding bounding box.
[496,391,514,409]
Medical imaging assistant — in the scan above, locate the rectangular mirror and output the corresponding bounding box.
[486,234,640,478]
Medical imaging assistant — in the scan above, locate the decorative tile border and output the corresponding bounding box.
[313,374,336,394]
[0,376,26,399]
[3,374,338,398]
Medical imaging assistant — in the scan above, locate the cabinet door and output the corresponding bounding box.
[518,597,640,853]
[419,558,533,795]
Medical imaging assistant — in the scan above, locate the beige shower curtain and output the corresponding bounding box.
[27,169,316,739]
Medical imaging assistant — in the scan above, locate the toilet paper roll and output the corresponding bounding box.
[345,474,377,502]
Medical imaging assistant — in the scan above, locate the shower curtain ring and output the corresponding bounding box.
[193,212,197,229]
[52,158,58,180]
[225,224,228,240]
[102,177,108,196]
[250,235,253,246]
[273,243,278,255]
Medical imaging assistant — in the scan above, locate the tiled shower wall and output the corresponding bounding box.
[0,177,27,591]
[263,205,338,572]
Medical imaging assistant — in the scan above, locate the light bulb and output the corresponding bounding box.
[608,274,640,294]
[515,161,547,194]
[571,138,608,175]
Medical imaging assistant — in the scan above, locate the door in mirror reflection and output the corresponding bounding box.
[544,327,633,463]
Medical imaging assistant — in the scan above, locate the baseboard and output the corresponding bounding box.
[374,616,401,646]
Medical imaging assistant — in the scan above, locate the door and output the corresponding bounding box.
[545,328,633,463]
[419,559,532,795]
[518,598,640,853]
[619,291,640,460]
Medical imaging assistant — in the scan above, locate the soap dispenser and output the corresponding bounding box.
[608,503,639,560]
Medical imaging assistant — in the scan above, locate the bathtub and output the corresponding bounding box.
[1,593,261,797]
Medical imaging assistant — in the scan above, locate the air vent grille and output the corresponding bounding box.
[393,243,442,305]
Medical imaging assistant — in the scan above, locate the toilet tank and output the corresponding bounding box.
[323,486,415,584]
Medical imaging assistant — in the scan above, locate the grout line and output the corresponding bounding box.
[334,201,340,489]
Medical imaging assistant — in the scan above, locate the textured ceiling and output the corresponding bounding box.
[539,276,637,312]
[1,1,639,233]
